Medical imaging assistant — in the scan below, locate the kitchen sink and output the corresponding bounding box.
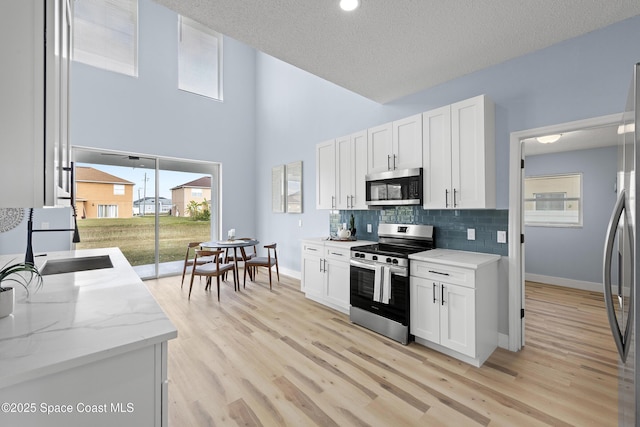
[40,255,114,276]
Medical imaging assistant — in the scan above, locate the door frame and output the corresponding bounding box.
[508,113,621,351]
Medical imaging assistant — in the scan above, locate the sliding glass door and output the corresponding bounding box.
[72,147,220,279]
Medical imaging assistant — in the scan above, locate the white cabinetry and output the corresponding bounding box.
[317,131,368,210]
[316,140,336,209]
[368,114,422,173]
[409,250,499,367]
[336,130,368,210]
[302,240,372,313]
[301,242,325,298]
[423,95,495,209]
[0,343,169,427]
[0,0,72,207]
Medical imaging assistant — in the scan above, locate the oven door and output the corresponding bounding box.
[350,259,409,325]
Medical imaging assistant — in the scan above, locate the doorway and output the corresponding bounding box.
[72,146,221,279]
[508,113,621,350]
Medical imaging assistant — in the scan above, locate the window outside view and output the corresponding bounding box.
[74,164,212,270]
[524,173,582,226]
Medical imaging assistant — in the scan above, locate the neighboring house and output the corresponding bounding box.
[170,177,211,217]
[75,166,135,219]
[133,197,172,215]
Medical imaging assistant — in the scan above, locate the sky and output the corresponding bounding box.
[77,163,208,200]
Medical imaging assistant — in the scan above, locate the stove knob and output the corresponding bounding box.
[392,259,399,264]
[372,255,378,261]
[358,253,365,258]
[386,258,392,263]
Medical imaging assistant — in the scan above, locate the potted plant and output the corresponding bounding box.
[0,260,43,318]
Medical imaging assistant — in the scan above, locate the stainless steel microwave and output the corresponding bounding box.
[365,168,423,206]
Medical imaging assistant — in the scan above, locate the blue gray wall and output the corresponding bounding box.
[70,0,257,240]
[255,16,640,273]
[524,146,618,284]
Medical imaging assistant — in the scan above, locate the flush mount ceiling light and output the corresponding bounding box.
[339,0,360,12]
[536,134,562,144]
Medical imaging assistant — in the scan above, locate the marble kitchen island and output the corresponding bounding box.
[0,248,177,427]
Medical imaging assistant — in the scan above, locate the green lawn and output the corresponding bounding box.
[76,216,211,266]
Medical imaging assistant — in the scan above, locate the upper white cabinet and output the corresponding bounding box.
[368,115,422,173]
[316,140,336,209]
[336,130,368,210]
[317,131,368,210]
[0,0,72,207]
[423,95,495,209]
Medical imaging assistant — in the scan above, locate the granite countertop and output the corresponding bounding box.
[409,248,501,269]
[0,247,177,389]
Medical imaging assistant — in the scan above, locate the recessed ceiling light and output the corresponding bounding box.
[536,134,562,144]
[340,0,360,12]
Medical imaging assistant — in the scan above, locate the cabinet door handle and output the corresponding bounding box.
[453,188,458,207]
[393,154,397,170]
[441,285,445,306]
[331,196,336,209]
[432,283,437,303]
[429,270,450,276]
[330,252,343,257]
[307,247,318,252]
[387,155,391,170]
[445,189,449,208]
[350,195,354,208]
[319,259,323,273]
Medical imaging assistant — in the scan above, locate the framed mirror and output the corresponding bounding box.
[286,161,302,213]
[272,165,285,213]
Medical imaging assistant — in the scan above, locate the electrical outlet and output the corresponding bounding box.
[298,219,302,227]
[467,228,476,241]
[367,224,372,233]
[497,230,507,243]
[343,222,347,229]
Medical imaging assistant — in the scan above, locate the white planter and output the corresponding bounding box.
[0,287,15,318]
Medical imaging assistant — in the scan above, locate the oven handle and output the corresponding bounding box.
[350,259,408,277]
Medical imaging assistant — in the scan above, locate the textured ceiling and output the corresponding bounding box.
[153,0,640,103]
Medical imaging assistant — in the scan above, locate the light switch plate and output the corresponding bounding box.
[497,230,507,243]
[467,228,476,240]
[298,219,302,227]
[367,224,372,233]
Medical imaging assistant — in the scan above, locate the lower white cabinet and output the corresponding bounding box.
[301,239,372,314]
[409,250,500,367]
[0,342,169,427]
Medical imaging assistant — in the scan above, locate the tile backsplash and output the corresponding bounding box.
[330,207,508,256]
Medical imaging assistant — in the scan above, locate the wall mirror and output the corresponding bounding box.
[272,165,285,213]
[286,161,303,213]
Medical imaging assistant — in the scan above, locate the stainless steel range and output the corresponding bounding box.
[350,223,435,344]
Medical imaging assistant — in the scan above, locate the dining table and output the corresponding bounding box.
[200,238,259,291]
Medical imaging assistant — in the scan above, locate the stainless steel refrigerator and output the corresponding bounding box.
[604,62,639,426]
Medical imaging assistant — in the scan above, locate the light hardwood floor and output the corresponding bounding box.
[144,273,618,426]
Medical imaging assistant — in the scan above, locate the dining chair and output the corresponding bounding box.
[243,243,279,290]
[181,242,214,287]
[188,250,237,301]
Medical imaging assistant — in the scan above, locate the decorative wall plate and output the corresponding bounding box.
[0,208,25,233]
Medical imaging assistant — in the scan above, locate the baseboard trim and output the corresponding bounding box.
[279,267,301,281]
[525,273,602,293]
